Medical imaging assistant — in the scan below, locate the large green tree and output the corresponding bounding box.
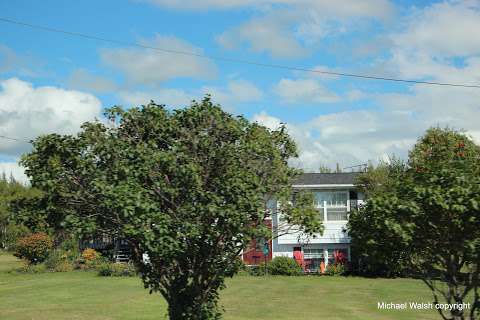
[0,174,37,250]
[349,158,411,276]
[20,97,321,320]
[348,127,480,320]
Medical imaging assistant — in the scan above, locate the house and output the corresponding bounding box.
[243,172,365,272]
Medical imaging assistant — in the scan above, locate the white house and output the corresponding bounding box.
[271,172,364,272]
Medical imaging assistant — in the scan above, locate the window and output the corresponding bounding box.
[314,191,349,221]
[327,207,348,221]
[304,248,324,272]
[314,191,348,207]
[304,248,323,259]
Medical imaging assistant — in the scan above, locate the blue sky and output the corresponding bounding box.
[1,0,480,180]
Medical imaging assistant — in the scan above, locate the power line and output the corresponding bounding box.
[0,135,32,144]
[1,17,480,89]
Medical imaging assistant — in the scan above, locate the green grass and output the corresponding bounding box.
[0,251,440,320]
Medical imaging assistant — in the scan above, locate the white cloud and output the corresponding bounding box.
[118,79,262,109]
[216,0,394,58]
[67,69,117,93]
[254,80,480,171]
[253,109,417,171]
[101,34,217,85]
[394,1,480,58]
[143,0,394,17]
[379,1,480,86]
[217,12,310,58]
[202,79,263,107]
[118,88,193,107]
[0,78,102,156]
[252,111,282,130]
[273,78,338,104]
[0,161,28,184]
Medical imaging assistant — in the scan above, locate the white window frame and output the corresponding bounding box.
[314,190,349,222]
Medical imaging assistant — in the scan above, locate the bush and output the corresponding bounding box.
[267,257,303,276]
[97,262,113,276]
[324,263,347,276]
[76,248,106,270]
[81,248,100,261]
[247,264,266,276]
[97,262,136,277]
[53,260,74,272]
[14,232,53,264]
[44,249,75,272]
[14,261,47,274]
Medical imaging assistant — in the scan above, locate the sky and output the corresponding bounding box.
[1,0,480,182]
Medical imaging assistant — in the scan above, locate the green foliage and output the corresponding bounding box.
[97,262,136,277]
[247,257,303,276]
[246,264,266,276]
[267,256,303,276]
[3,223,30,251]
[324,263,346,276]
[0,174,39,250]
[14,261,48,274]
[76,249,107,270]
[97,262,113,276]
[354,157,404,199]
[20,97,321,320]
[44,249,77,272]
[348,127,480,320]
[280,191,323,236]
[14,232,53,264]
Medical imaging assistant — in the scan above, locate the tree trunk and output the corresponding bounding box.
[166,286,220,320]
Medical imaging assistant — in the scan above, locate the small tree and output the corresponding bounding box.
[21,97,321,320]
[349,127,480,320]
[14,232,53,264]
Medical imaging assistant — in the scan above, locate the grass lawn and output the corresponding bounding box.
[0,251,440,320]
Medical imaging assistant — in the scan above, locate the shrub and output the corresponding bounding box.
[324,263,347,276]
[14,232,53,264]
[112,262,136,277]
[81,248,100,261]
[76,248,106,270]
[97,262,113,276]
[247,264,266,276]
[44,249,75,272]
[97,262,136,277]
[14,261,47,274]
[267,257,303,276]
[53,260,74,272]
[334,250,348,265]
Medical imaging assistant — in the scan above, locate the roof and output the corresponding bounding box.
[293,172,360,186]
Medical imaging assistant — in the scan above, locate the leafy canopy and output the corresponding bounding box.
[348,127,480,320]
[21,97,321,320]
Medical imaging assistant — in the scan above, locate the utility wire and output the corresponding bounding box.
[1,17,480,89]
[0,135,32,144]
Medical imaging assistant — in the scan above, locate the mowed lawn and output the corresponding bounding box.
[0,252,440,320]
